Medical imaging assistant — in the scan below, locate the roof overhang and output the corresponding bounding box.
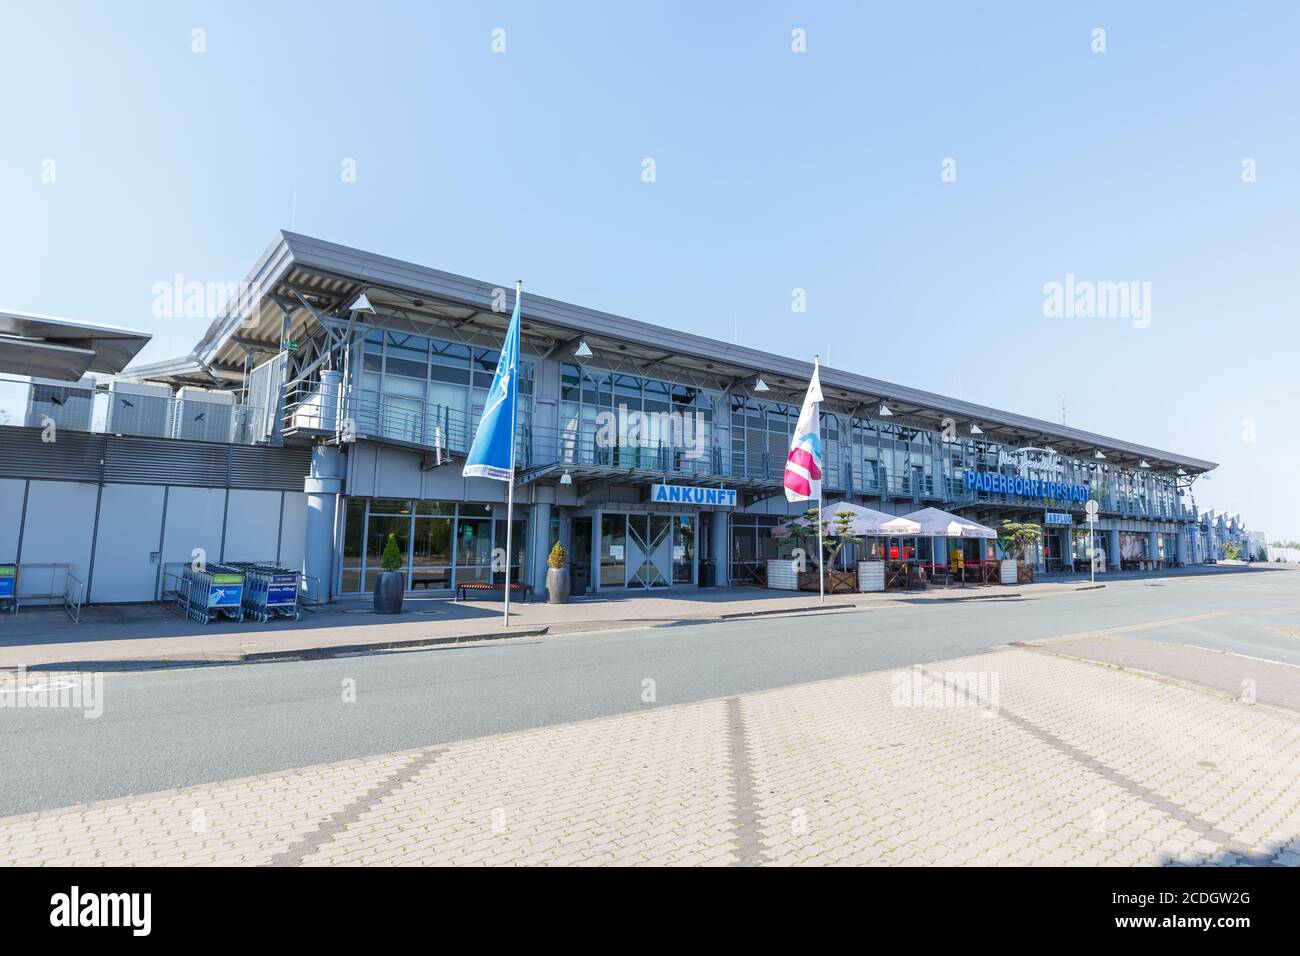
[127,231,1218,475]
[0,310,151,380]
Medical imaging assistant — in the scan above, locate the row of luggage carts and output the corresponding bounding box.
[226,562,301,623]
[174,563,300,624]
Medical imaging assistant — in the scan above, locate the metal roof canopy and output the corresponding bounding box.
[124,231,1217,474]
[0,310,151,380]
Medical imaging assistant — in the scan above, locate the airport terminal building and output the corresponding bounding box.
[0,233,1242,607]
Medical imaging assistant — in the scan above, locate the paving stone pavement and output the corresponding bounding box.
[3,646,1300,866]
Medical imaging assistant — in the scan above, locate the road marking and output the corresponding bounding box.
[268,747,448,867]
[726,697,767,867]
[1034,609,1300,645]
[919,666,1280,866]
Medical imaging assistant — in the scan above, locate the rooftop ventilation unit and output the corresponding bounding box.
[105,380,173,438]
[171,386,235,443]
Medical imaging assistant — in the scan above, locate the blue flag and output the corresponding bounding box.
[463,289,520,481]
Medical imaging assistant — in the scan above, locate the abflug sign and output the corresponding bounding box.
[963,469,1089,502]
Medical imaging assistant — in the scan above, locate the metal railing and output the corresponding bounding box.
[7,563,82,621]
[281,381,1196,519]
[0,375,263,446]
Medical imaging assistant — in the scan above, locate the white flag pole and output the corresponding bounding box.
[502,279,521,628]
[815,355,824,605]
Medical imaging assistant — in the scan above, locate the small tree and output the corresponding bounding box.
[781,507,859,570]
[1223,541,1242,561]
[999,520,1042,562]
[380,532,403,571]
[547,541,567,569]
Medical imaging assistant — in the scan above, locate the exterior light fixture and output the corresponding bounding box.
[350,292,375,314]
[559,470,573,485]
[878,403,893,417]
[574,340,593,359]
[753,376,770,392]
[1177,467,1187,476]
[1094,450,1107,460]
[969,422,982,435]
[1139,460,1150,469]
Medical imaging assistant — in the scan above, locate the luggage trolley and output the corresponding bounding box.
[176,564,245,624]
[0,564,16,614]
[228,562,300,622]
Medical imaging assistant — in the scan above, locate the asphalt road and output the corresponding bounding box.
[1,568,1296,815]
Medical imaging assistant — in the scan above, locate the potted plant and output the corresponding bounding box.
[373,532,405,614]
[779,507,860,593]
[998,520,1042,584]
[546,541,570,604]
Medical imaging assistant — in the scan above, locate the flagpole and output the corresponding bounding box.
[815,355,824,604]
[503,279,521,628]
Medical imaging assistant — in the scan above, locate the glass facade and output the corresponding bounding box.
[559,364,716,473]
[340,498,529,593]
[355,330,534,452]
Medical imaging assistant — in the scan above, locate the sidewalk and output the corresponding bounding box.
[0,579,1097,672]
[0,564,1272,673]
[4,644,1298,866]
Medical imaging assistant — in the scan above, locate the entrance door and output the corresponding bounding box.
[626,515,671,588]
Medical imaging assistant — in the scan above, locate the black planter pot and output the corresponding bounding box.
[373,571,405,614]
[546,566,570,604]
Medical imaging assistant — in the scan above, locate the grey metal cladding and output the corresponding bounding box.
[0,427,307,491]
[103,436,229,486]
[228,444,310,490]
[0,428,104,481]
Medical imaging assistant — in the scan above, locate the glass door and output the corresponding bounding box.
[627,515,671,589]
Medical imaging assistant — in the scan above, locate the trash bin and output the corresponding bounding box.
[698,558,716,588]
[571,562,589,597]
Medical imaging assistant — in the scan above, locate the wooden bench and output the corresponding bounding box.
[456,581,533,603]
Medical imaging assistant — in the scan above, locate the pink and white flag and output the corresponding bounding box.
[783,358,824,502]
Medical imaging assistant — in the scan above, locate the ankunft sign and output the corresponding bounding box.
[649,483,736,507]
[963,469,1088,502]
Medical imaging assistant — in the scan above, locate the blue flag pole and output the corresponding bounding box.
[462,279,522,626]
[502,280,521,627]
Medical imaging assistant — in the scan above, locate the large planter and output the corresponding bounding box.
[999,559,1018,585]
[766,559,801,591]
[546,566,570,604]
[373,571,405,614]
[796,569,857,593]
[857,560,885,592]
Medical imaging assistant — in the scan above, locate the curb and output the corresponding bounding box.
[718,603,856,619]
[242,626,552,662]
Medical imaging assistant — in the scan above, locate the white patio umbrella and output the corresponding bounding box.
[900,507,998,539]
[773,502,922,537]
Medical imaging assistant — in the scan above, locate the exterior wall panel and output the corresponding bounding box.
[222,489,284,563]
[18,480,98,601]
[0,478,25,563]
[90,484,165,602]
[160,487,227,582]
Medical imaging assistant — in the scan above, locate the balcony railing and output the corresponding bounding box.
[0,376,263,446]
[283,383,1197,518]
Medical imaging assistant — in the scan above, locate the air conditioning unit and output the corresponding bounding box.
[24,376,97,432]
[105,380,173,437]
[172,387,235,443]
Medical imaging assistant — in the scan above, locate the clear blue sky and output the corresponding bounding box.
[3,2,1297,538]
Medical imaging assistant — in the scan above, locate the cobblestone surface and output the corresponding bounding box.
[3,647,1299,866]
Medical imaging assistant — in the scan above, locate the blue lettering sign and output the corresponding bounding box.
[961,469,1087,503]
